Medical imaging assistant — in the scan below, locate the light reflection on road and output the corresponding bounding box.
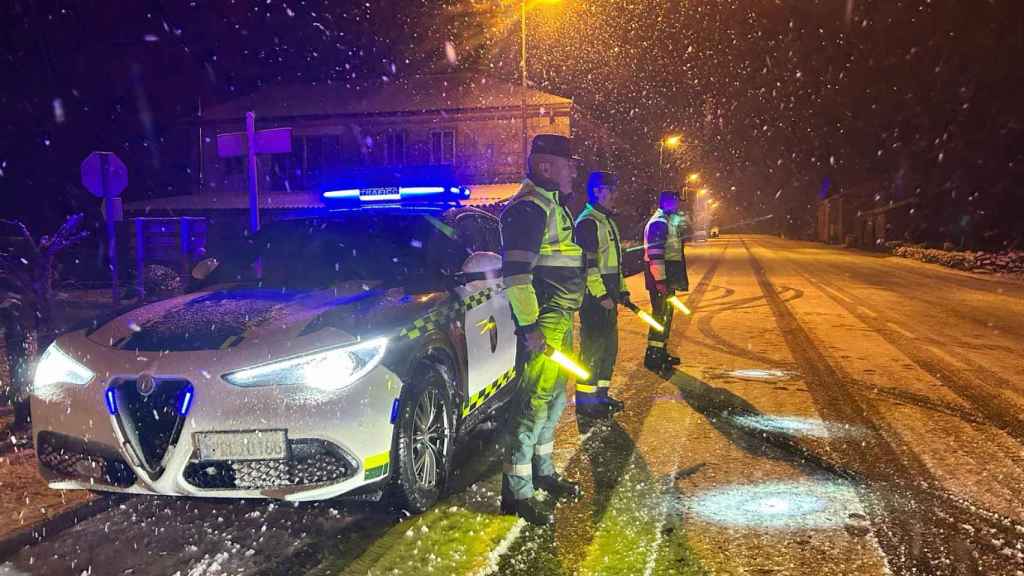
[688,480,862,530]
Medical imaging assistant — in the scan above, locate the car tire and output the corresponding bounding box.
[389,361,455,514]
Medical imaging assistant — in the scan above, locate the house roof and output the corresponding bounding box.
[123,183,522,215]
[202,73,573,122]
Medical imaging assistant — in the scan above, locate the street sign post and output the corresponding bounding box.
[215,113,292,237]
[81,151,127,307]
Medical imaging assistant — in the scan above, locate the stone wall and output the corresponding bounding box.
[886,242,1024,275]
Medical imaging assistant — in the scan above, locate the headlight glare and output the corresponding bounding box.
[223,338,388,390]
[34,342,95,394]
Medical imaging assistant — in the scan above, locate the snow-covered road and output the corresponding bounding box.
[4,235,1024,575]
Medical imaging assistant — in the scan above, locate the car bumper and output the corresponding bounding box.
[31,331,403,501]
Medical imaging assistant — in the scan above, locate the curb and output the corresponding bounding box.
[0,494,131,563]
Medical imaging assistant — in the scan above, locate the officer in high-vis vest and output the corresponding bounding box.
[574,171,629,419]
[499,134,584,526]
[643,190,690,372]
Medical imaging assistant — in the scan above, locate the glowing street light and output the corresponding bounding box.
[688,173,701,183]
[698,188,709,196]
[658,134,683,185]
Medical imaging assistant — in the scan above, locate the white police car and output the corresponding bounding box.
[31,174,518,512]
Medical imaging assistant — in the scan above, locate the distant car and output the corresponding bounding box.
[31,186,519,512]
[709,226,720,239]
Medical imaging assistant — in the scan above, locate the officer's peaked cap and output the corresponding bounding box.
[587,171,618,191]
[530,134,572,159]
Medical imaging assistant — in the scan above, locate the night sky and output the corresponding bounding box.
[2,1,1022,246]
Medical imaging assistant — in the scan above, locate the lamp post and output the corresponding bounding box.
[658,135,682,187]
[520,0,563,172]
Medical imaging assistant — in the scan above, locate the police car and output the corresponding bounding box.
[30,170,518,512]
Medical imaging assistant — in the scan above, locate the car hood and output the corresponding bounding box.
[87,282,445,352]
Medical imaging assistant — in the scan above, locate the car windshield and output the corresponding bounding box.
[252,214,455,291]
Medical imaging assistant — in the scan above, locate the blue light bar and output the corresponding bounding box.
[321,165,470,207]
[105,387,118,415]
[322,185,469,204]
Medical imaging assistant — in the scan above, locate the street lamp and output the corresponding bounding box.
[658,135,682,185]
[521,0,564,172]
[688,173,701,184]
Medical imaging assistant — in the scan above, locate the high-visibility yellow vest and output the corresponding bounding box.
[575,203,627,299]
[501,180,584,323]
[644,209,684,263]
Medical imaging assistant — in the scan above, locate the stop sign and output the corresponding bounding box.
[81,151,128,198]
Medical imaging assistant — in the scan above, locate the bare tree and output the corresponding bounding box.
[1,214,88,427]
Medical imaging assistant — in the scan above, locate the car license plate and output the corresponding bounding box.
[196,430,287,461]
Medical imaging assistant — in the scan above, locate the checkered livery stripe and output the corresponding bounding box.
[398,288,497,341]
[462,366,517,416]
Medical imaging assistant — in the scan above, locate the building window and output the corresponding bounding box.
[225,156,244,176]
[385,130,406,166]
[305,134,341,182]
[431,129,455,165]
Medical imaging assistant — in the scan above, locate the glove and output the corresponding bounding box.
[655,280,669,295]
[619,292,633,308]
[520,325,547,355]
[599,296,615,310]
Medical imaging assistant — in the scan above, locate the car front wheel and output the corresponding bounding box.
[390,361,454,513]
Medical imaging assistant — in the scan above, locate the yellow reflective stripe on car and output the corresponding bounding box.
[364,451,391,480]
[461,367,517,416]
[399,288,500,342]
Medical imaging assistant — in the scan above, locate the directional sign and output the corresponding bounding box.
[217,127,292,158]
[81,151,128,198]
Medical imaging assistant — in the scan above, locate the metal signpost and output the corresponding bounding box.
[216,112,292,237]
[81,151,128,306]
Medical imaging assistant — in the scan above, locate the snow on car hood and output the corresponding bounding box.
[87,283,444,352]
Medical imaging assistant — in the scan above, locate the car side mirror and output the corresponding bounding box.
[191,257,220,281]
[457,251,502,285]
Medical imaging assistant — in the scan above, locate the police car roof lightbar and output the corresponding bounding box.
[321,166,470,207]
[322,185,470,205]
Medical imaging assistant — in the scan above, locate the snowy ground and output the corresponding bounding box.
[3,235,1024,575]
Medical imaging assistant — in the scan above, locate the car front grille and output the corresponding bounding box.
[182,439,356,490]
[112,378,190,478]
[36,431,137,488]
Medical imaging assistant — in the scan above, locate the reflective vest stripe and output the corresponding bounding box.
[504,250,538,264]
[536,254,584,267]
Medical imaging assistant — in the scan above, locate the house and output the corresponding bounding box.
[125,72,612,257]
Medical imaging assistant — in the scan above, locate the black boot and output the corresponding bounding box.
[501,496,552,526]
[535,474,581,501]
[576,401,612,418]
[665,354,681,367]
[644,349,666,372]
[604,395,625,414]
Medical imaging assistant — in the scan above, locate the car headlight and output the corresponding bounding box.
[34,342,95,395]
[223,338,388,390]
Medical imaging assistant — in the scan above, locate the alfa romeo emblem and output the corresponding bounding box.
[136,374,157,397]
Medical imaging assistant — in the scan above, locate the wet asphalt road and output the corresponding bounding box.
[4,235,1024,575]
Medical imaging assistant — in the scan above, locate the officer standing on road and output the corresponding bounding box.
[574,171,629,419]
[643,190,690,372]
[499,134,584,526]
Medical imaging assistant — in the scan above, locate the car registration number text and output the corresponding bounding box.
[196,430,288,461]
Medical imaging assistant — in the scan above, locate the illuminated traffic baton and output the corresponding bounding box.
[667,295,692,316]
[545,346,591,382]
[623,301,664,332]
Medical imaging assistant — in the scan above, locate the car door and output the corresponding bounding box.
[453,212,517,415]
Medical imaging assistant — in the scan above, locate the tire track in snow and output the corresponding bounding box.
[744,238,1024,576]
